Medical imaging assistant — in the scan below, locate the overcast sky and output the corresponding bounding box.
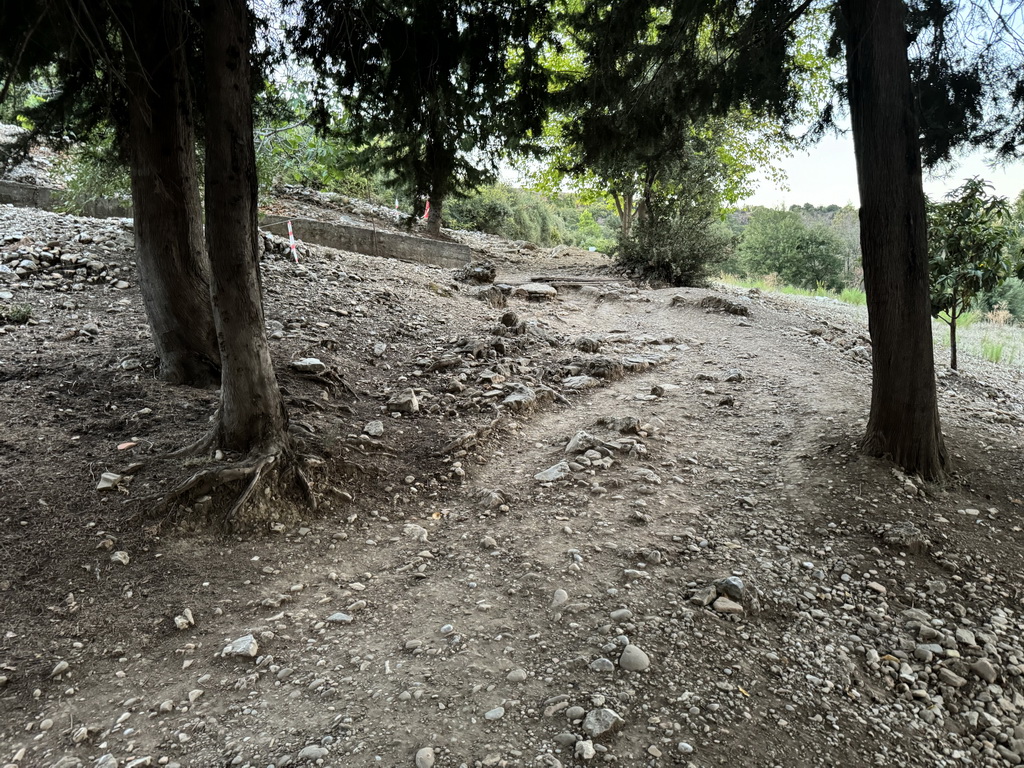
[740,132,1024,208]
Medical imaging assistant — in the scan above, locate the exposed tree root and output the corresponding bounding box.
[130,440,329,527]
[294,366,359,401]
[224,454,277,522]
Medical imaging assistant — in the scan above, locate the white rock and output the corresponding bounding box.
[415,747,436,768]
[221,634,259,658]
[575,740,596,760]
[484,706,505,720]
[582,707,624,739]
[535,461,571,482]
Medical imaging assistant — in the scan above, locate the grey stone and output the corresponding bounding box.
[690,586,717,606]
[415,747,436,768]
[326,613,353,624]
[484,706,505,720]
[472,285,506,308]
[954,628,977,646]
[503,383,537,412]
[291,357,327,374]
[715,576,745,601]
[297,745,328,761]
[562,375,600,390]
[387,388,419,414]
[364,420,384,437]
[970,658,998,683]
[512,282,557,300]
[618,644,651,672]
[938,668,967,688]
[575,740,596,760]
[610,608,633,622]
[589,657,615,673]
[712,596,744,615]
[566,706,586,720]
[221,634,259,658]
[535,461,571,482]
[566,430,598,454]
[582,708,624,740]
[507,668,528,683]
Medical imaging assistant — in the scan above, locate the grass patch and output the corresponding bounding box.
[718,273,866,306]
[0,303,32,324]
[981,337,1005,364]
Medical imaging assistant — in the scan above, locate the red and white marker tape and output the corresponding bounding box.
[422,200,430,220]
[287,220,298,263]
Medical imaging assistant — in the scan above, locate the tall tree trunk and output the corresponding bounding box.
[949,315,958,371]
[202,0,287,454]
[614,188,630,239]
[124,0,219,386]
[426,193,443,235]
[840,0,948,479]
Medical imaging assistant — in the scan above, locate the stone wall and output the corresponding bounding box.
[261,216,470,269]
[0,180,132,218]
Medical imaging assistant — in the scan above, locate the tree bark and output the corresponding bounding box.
[202,0,288,454]
[612,188,636,239]
[124,0,219,386]
[426,193,443,235]
[950,315,958,371]
[840,0,948,479]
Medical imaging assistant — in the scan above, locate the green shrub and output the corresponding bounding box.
[0,304,32,324]
[54,129,131,215]
[737,208,846,290]
[983,277,1024,322]
[446,185,571,247]
[616,196,729,286]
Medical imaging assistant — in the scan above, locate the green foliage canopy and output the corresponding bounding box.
[928,177,1022,367]
[289,0,554,215]
[737,208,846,290]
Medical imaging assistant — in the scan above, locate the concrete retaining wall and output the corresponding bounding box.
[0,180,132,218]
[261,216,470,269]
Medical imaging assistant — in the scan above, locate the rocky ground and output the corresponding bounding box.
[2,191,1024,768]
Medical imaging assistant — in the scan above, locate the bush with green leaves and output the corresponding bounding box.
[53,127,131,215]
[253,120,395,203]
[928,178,1022,369]
[982,277,1024,321]
[736,208,846,290]
[615,195,730,286]
[0,303,32,324]
[445,185,573,247]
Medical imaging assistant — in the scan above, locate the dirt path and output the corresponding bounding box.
[4,204,1024,768]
